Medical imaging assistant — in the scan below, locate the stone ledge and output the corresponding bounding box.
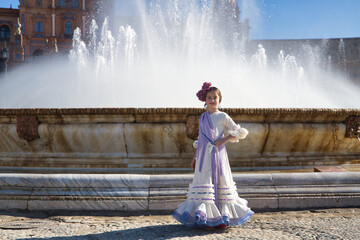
[0,108,359,124]
[0,107,359,116]
[0,173,359,211]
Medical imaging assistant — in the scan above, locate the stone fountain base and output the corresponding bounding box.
[1,172,359,211]
[0,108,359,173]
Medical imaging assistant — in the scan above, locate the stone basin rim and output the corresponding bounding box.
[0,172,359,211]
[0,107,359,116]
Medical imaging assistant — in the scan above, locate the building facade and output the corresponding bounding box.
[0,6,21,69]
[0,0,114,68]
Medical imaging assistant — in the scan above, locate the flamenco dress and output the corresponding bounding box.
[172,111,254,227]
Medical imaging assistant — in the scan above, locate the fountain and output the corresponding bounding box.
[0,0,359,211]
[1,1,359,108]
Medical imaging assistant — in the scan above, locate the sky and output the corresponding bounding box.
[239,0,360,40]
[1,0,359,40]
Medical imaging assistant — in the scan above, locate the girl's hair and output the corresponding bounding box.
[205,87,222,106]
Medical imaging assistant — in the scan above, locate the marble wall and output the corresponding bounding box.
[0,108,359,173]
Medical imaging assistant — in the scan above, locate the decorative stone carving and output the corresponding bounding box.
[1,124,30,151]
[345,115,360,138]
[16,116,40,141]
[163,125,187,154]
[186,115,200,140]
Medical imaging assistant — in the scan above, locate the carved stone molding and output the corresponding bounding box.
[0,108,359,125]
[345,115,360,138]
[186,115,200,140]
[16,116,40,141]
[1,108,359,116]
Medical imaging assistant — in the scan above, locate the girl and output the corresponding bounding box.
[172,82,254,229]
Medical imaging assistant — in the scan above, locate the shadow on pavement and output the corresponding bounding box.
[0,210,174,219]
[16,224,230,240]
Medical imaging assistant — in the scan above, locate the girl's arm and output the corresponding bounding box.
[191,154,196,170]
[224,113,249,142]
[214,113,248,148]
[192,139,198,170]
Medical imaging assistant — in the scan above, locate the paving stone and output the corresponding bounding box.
[0,208,359,239]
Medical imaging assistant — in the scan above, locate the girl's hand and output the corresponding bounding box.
[191,155,196,171]
[214,136,237,148]
[214,138,228,148]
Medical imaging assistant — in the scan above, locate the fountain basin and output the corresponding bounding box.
[0,108,359,173]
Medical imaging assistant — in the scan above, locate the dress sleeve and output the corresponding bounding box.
[224,113,249,142]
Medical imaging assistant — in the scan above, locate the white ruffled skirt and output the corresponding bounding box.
[172,182,254,227]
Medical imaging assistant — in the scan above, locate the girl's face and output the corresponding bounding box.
[206,91,220,111]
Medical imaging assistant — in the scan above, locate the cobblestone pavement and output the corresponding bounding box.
[0,208,359,240]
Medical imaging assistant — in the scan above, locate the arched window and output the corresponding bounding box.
[59,0,65,7]
[33,49,44,56]
[0,25,10,41]
[33,49,44,62]
[65,21,73,38]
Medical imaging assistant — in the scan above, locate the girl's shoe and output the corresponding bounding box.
[205,226,216,230]
[217,224,227,229]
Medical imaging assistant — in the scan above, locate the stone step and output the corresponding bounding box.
[0,173,359,211]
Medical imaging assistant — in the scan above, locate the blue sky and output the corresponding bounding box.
[1,0,359,40]
[240,0,360,39]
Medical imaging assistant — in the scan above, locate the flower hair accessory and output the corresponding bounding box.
[196,82,212,102]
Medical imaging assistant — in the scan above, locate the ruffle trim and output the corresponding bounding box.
[228,125,248,142]
[187,182,239,202]
[172,209,254,227]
